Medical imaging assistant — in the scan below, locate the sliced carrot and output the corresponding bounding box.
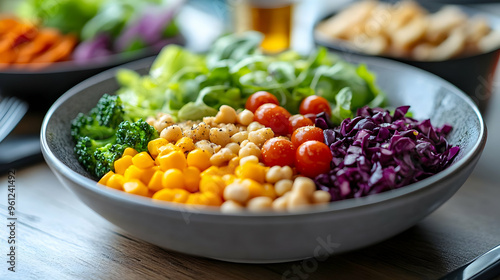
[30,34,77,64]
[15,28,60,64]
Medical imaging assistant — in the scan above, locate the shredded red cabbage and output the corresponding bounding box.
[314,106,460,201]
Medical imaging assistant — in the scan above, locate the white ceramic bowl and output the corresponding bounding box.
[41,56,486,263]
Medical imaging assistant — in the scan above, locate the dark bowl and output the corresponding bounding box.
[0,35,184,112]
[41,55,486,263]
[314,4,500,113]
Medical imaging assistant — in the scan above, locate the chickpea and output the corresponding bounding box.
[224,123,239,136]
[274,179,293,196]
[215,105,237,124]
[247,196,273,212]
[210,127,231,147]
[223,182,250,203]
[247,121,265,132]
[231,131,249,145]
[266,166,281,183]
[238,142,261,159]
[210,148,237,166]
[225,142,240,155]
[312,190,331,204]
[272,196,288,211]
[248,128,274,147]
[292,177,316,197]
[266,166,294,183]
[146,116,156,126]
[160,125,183,142]
[202,116,216,127]
[220,200,245,213]
[237,109,254,126]
[239,155,259,166]
[287,191,310,212]
[240,140,250,147]
[154,114,174,132]
[190,122,210,141]
[281,166,293,180]
[195,140,220,155]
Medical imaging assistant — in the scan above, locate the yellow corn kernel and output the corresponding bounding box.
[243,178,264,199]
[157,151,187,171]
[123,179,149,196]
[152,188,175,201]
[198,193,212,205]
[140,168,156,185]
[122,147,139,157]
[132,152,155,169]
[171,188,190,203]
[155,144,181,165]
[162,168,185,189]
[219,165,235,175]
[183,166,201,193]
[148,170,165,192]
[187,149,211,171]
[199,175,225,196]
[221,174,237,185]
[185,193,201,205]
[175,137,196,153]
[203,192,223,206]
[124,165,146,180]
[228,156,240,170]
[148,138,169,158]
[262,183,277,199]
[147,190,155,198]
[98,171,114,185]
[200,166,222,177]
[106,174,125,190]
[114,155,133,175]
[236,162,266,183]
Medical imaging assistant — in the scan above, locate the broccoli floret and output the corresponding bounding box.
[71,94,124,141]
[92,94,125,128]
[74,136,125,178]
[94,143,126,178]
[116,119,159,152]
[72,97,158,178]
[74,136,113,174]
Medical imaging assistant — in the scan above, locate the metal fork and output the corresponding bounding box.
[0,97,28,143]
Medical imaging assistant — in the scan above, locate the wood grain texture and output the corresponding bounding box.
[1,164,500,280]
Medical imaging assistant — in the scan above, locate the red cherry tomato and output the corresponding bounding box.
[254,103,292,136]
[299,96,331,116]
[289,114,314,131]
[295,140,332,178]
[261,138,295,167]
[245,91,280,113]
[291,126,324,148]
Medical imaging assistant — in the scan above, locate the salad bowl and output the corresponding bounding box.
[41,55,486,263]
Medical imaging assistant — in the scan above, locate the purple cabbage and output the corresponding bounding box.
[73,33,113,63]
[314,106,460,202]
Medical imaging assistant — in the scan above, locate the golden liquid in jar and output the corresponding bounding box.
[235,2,293,53]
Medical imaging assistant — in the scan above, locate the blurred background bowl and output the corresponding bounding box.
[0,35,184,112]
[41,55,486,263]
[314,3,500,113]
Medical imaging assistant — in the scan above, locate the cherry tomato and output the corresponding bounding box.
[254,103,292,136]
[299,96,331,116]
[289,114,314,131]
[245,91,280,113]
[295,140,332,178]
[291,126,324,148]
[261,138,295,167]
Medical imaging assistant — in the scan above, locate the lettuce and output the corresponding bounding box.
[115,32,387,123]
